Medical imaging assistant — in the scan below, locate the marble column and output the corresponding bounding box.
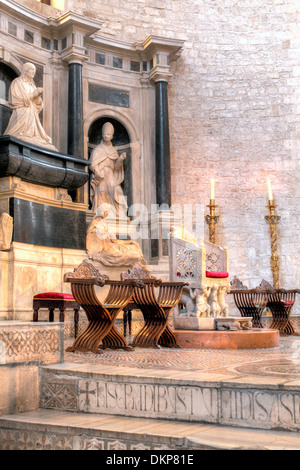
[155,79,171,207]
[68,62,83,158]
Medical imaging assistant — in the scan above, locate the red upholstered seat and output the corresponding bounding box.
[206,271,229,278]
[33,292,79,338]
[33,292,75,300]
[280,300,294,306]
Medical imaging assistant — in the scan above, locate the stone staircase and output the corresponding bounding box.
[1,359,300,450]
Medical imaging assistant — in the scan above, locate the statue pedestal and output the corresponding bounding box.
[0,176,87,251]
[0,242,86,321]
[173,316,216,330]
[174,329,279,349]
[0,171,89,321]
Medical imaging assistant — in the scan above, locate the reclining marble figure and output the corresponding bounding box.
[86,204,147,267]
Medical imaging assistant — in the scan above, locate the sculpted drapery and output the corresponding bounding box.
[86,206,146,267]
[4,62,57,151]
[89,122,128,217]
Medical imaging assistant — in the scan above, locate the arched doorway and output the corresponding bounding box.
[87,116,133,211]
[0,63,18,135]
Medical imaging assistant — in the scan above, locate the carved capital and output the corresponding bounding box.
[61,46,88,65]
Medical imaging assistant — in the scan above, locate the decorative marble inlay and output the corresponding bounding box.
[130,443,151,450]
[234,360,300,379]
[82,437,105,450]
[107,440,127,450]
[176,249,197,278]
[0,429,198,450]
[40,383,77,411]
[206,251,221,272]
[0,430,73,450]
[0,323,62,364]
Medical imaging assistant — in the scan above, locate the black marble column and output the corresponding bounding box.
[68,62,83,158]
[155,80,171,207]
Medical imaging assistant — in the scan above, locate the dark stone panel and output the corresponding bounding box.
[162,239,169,256]
[0,105,12,136]
[68,63,83,158]
[0,136,89,190]
[0,63,18,100]
[88,84,130,108]
[9,197,86,250]
[151,238,159,258]
[155,81,171,207]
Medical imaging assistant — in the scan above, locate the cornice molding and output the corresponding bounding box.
[0,1,103,35]
[0,1,184,71]
[142,35,184,62]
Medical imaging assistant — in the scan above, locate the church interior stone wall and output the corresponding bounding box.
[64,0,300,289]
[56,0,300,310]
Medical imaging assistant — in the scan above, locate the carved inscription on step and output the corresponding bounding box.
[221,389,300,429]
[78,379,218,421]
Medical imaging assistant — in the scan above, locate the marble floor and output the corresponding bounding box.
[2,331,300,450]
[64,334,300,382]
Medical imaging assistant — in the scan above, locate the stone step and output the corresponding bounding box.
[1,408,300,450]
[39,362,300,432]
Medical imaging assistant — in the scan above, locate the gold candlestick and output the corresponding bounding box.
[265,200,281,289]
[205,199,219,244]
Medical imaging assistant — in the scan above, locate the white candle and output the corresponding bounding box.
[210,178,215,200]
[267,179,273,201]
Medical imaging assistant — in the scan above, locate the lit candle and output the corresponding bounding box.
[267,179,273,202]
[210,178,215,201]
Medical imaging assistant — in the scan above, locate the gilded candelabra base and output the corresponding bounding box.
[205,200,219,244]
[265,200,281,289]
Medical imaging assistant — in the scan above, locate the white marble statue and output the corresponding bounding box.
[217,285,229,317]
[178,288,196,315]
[86,205,146,267]
[4,62,57,151]
[177,286,210,318]
[89,122,128,217]
[207,284,221,317]
[0,213,13,250]
[193,287,211,317]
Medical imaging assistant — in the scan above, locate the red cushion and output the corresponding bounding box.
[33,292,75,300]
[206,271,229,278]
[280,300,294,306]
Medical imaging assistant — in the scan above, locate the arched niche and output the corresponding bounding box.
[0,62,18,135]
[87,116,133,211]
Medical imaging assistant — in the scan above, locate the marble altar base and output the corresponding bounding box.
[0,321,63,416]
[0,242,86,321]
[174,328,279,349]
[173,316,216,330]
